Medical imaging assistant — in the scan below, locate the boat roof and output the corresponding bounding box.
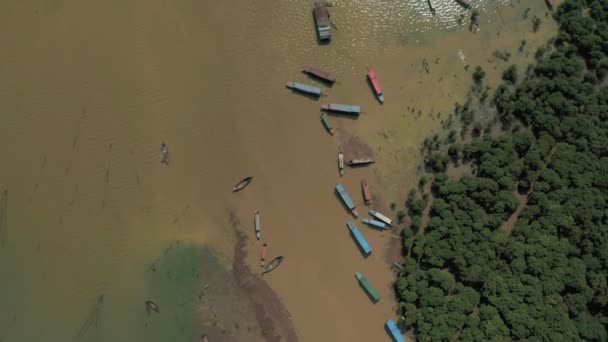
[347,222,372,255]
[323,104,361,113]
[368,70,383,95]
[313,2,330,26]
[386,320,405,342]
[287,82,322,95]
[304,66,336,82]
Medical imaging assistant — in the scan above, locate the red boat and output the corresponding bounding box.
[303,65,336,83]
[361,179,372,205]
[367,70,384,103]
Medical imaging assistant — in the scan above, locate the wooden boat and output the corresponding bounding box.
[348,158,375,166]
[160,142,169,165]
[363,218,387,230]
[254,210,261,240]
[260,243,267,268]
[369,209,392,226]
[386,320,405,342]
[321,103,361,115]
[338,152,344,176]
[361,179,372,205]
[145,300,160,315]
[336,184,358,217]
[347,222,371,255]
[232,176,253,192]
[313,1,331,40]
[455,0,471,8]
[303,65,336,83]
[262,256,284,276]
[286,81,322,97]
[367,70,384,104]
[320,113,335,135]
[355,272,381,303]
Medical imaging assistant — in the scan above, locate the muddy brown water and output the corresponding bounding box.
[0,0,556,341]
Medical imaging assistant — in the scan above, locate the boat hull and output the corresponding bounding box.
[233,176,253,192]
[355,272,381,303]
[313,2,331,40]
[363,218,386,230]
[287,81,322,96]
[336,184,357,217]
[386,320,405,342]
[367,70,384,104]
[361,179,372,205]
[347,222,372,255]
[348,159,375,166]
[262,256,284,275]
[321,103,361,115]
[254,210,261,240]
[303,65,336,83]
[369,209,392,226]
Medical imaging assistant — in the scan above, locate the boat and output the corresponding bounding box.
[232,176,253,192]
[427,0,436,13]
[320,113,335,135]
[369,209,392,226]
[254,210,261,240]
[260,243,267,268]
[363,218,387,230]
[455,0,471,8]
[321,103,361,115]
[393,262,404,272]
[386,320,405,342]
[261,256,284,276]
[347,222,372,255]
[160,142,169,165]
[367,70,384,104]
[355,272,381,303]
[336,184,358,217]
[313,1,331,40]
[286,81,322,97]
[303,65,336,83]
[145,300,160,315]
[361,179,372,205]
[338,152,344,176]
[348,158,375,166]
[544,0,553,10]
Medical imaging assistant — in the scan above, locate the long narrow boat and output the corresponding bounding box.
[232,176,253,192]
[427,0,436,13]
[145,300,160,315]
[261,256,284,276]
[286,81,322,97]
[355,272,381,303]
[544,0,553,10]
[303,65,336,83]
[455,0,471,8]
[386,320,405,342]
[321,104,361,115]
[313,1,331,40]
[369,209,392,226]
[348,158,375,166]
[336,184,357,217]
[160,142,169,165]
[254,210,261,240]
[320,113,335,135]
[361,179,372,205]
[260,243,267,268]
[367,70,384,104]
[347,222,372,256]
[363,218,387,230]
[338,152,344,176]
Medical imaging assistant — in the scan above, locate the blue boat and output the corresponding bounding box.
[336,184,358,217]
[363,218,387,230]
[321,103,361,115]
[347,221,372,256]
[286,81,322,96]
[385,320,405,342]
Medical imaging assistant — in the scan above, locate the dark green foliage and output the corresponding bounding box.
[502,65,518,84]
[532,15,541,32]
[472,66,486,85]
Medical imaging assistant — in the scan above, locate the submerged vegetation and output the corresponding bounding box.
[395,1,608,340]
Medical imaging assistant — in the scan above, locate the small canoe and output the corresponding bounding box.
[363,218,387,230]
[260,243,267,268]
[348,158,375,166]
[455,0,471,8]
[336,184,358,217]
[313,1,331,40]
[320,113,335,135]
[262,256,284,276]
[303,65,336,83]
[355,272,381,303]
[367,70,384,104]
[160,142,169,165]
[321,103,361,115]
[369,209,392,226]
[361,179,372,205]
[145,300,160,315]
[254,210,261,240]
[338,152,344,176]
[286,81,322,97]
[232,176,253,192]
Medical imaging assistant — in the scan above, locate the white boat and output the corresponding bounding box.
[254,210,261,240]
[338,152,344,176]
[369,209,392,226]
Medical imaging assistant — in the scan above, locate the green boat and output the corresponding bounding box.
[320,113,334,135]
[355,272,380,303]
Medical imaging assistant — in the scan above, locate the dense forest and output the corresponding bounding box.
[395,0,608,340]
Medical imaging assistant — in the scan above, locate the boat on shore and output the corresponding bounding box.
[336,184,358,217]
[369,209,392,226]
[386,320,405,342]
[321,113,335,135]
[160,142,169,165]
[348,158,375,166]
[313,1,331,40]
[361,179,371,205]
[355,272,381,303]
[363,218,387,230]
[303,65,336,83]
[145,300,160,315]
[286,81,322,97]
[455,0,471,8]
[260,243,267,268]
[347,222,372,256]
[367,70,384,103]
[321,103,361,115]
[338,152,344,176]
[262,256,284,276]
[254,210,261,240]
[232,176,253,192]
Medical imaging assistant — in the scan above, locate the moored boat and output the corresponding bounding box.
[160,142,169,165]
[386,320,405,342]
[361,179,372,205]
[254,210,261,240]
[145,300,160,315]
[355,272,381,303]
[320,113,335,135]
[347,221,372,256]
[313,1,331,40]
[262,256,284,276]
[367,70,384,103]
[369,209,392,226]
[428,0,436,13]
[348,158,375,166]
[455,0,471,8]
[286,81,322,97]
[232,176,253,192]
[338,152,344,176]
[321,103,361,115]
[336,184,358,217]
[363,218,387,230]
[260,243,267,268]
[303,65,336,83]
